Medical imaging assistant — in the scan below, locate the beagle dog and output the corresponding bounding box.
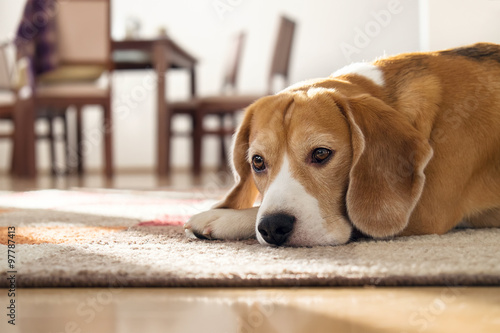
[185,42,500,247]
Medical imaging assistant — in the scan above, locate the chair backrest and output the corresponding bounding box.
[221,31,246,94]
[0,43,12,90]
[56,0,111,68]
[268,16,296,94]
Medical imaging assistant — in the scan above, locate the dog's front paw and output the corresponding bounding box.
[184,208,258,240]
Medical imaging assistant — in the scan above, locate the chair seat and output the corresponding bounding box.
[37,65,106,84]
[201,94,261,106]
[36,82,109,99]
[170,94,263,114]
[168,99,199,112]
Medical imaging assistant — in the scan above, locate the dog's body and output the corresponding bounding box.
[185,43,500,246]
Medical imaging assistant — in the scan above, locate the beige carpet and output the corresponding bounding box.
[0,190,499,287]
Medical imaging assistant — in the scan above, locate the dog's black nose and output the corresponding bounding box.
[258,213,296,246]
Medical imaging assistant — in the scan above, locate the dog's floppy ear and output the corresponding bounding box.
[338,94,433,238]
[214,107,259,209]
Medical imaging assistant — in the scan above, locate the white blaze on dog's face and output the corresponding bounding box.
[247,88,354,246]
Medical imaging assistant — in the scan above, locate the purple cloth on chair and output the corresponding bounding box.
[15,0,59,76]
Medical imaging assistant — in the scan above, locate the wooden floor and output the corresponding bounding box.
[1,170,500,333]
[1,287,499,333]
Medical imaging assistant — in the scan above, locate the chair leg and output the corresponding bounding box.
[47,113,57,176]
[165,114,172,176]
[219,114,228,171]
[12,98,36,177]
[103,102,113,178]
[75,106,84,175]
[9,131,15,175]
[192,113,202,177]
[62,111,69,175]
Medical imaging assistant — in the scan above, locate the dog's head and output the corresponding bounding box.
[216,84,432,246]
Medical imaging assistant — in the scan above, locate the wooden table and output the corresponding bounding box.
[112,38,197,176]
[11,37,195,178]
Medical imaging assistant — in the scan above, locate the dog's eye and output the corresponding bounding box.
[252,155,266,172]
[311,148,333,164]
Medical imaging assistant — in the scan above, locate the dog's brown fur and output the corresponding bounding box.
[186,43,500,245]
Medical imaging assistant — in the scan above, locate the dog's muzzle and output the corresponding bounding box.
[257,213,296,246]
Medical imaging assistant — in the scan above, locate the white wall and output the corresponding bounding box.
[1,0,423,172]
[421,0,500,51]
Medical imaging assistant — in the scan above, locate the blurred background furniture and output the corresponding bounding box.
[0,41,36,177]
[2,40,70,177]
[112,37,197,177]
[2,40,71,177]
[167,16,296,176]
[16,0,114,177]
[0,42,16,173]
[167,31,247,176]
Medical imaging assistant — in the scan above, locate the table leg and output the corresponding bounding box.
[192,110,202,176]
[103,98,113,178]
[190,66,197,97]
[76,106,84,175]
[12,98,36,177]
[154,40,170,176]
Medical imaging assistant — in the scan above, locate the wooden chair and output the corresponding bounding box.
[1,39,78,176]
[267,16,296,92]
[168,16,296,176]
[32,0,113,177]
[0,42,35,177]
